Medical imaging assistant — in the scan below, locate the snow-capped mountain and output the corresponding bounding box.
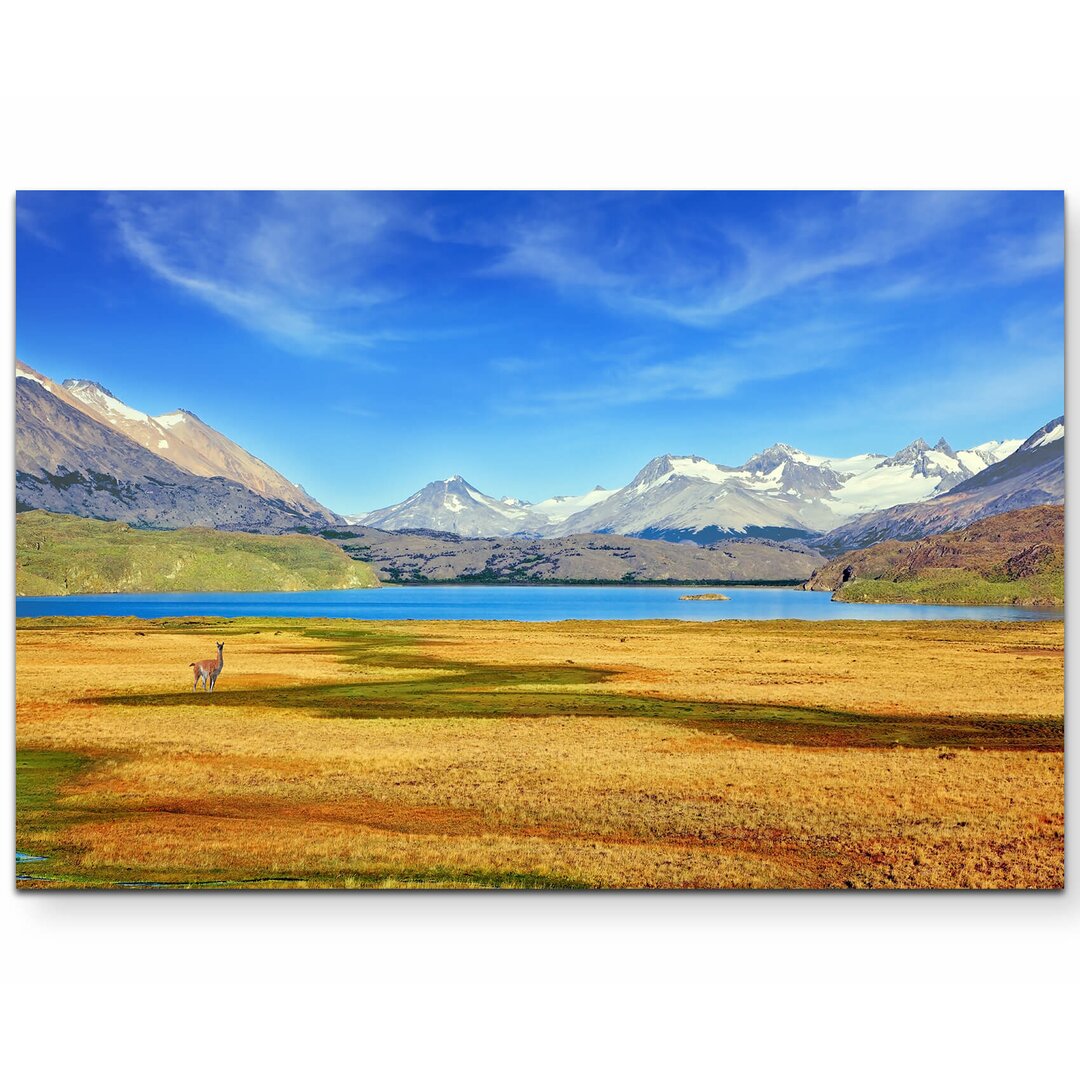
[351,432,1024,542]
[546,436,1021,542]
[355,475,555,537]
[62,378,330,517]
[567,436,1026,543]
[547,453,823,542]
[818,417,1064,553]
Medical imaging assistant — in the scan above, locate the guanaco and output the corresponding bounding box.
[189,641,224,692]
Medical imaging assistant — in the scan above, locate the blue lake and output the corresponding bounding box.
[14,585,1064,622]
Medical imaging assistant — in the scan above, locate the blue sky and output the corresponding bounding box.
[16,190,1063,513]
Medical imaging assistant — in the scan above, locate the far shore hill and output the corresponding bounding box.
[317,524,824,585]
[15,510,825,594]
[16,511,379,596]
[16,506,1066,602]
[803,505,1064,607]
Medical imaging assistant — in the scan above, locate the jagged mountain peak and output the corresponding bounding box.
[631,453,719,488]
[876,434,973,488]
[359,474,548,537]
[880,437,931,467]
[16,373,335,531]
[157,408,203,425]
[742,443,814,473]
[819,415,1064,554]
[63,378,116,398]
[762,442,807,458]
[63,378,152,425]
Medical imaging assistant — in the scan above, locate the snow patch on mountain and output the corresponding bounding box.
[1030,422,1064,449]
[64,380,149,426]
[531,485,614,523]
[16,367,47,387]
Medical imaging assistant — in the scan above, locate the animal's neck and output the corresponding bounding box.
[215,648,224,672]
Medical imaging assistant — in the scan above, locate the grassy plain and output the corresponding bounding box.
[15,615,1064,889]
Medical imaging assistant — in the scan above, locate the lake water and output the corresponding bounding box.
[14,585,1064,622]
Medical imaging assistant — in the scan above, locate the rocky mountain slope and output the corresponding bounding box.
[16,365,338,531]
[354,434,1022,543]
[17,510,378,595]
[322,524,825,583]
[803,506,1064,606]
[816,418,1064,555]
[61,375,331,517]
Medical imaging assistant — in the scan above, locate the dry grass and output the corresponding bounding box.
[15,615,1064,889]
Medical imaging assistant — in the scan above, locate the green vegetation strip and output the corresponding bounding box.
[16,510,379,595]
[834,568,1065,607]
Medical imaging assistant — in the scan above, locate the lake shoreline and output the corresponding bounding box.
[14,583,1063,624]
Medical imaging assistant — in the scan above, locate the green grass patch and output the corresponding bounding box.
[16,510,379,595]
[16,748,102,884]
[835,568,1064,607]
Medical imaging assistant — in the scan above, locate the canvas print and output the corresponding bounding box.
[14,191,1064,889]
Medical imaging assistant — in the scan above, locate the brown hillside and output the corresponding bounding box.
[804,506,1064,597]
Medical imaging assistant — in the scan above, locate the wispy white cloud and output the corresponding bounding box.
[106,192,408,355]
[482,191,1051,326]
[989,224,1063,281]
[499,317,865,413]
[486,223,632,292]
[861,352,1063,430]
[813,299,1064,435]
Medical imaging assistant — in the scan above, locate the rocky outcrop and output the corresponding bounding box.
[803,505,1064,604]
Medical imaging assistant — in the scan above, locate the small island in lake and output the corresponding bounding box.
[679,592,730,601]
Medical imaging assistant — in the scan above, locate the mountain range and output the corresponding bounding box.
[816,417,1065,554]
[16,359,1063,562]
[16,361,340,531]
[353,432,1036,544]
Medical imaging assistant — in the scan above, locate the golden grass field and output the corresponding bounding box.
[16,615,1064,889]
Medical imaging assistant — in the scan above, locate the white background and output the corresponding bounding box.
[2,3,1076,1076]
